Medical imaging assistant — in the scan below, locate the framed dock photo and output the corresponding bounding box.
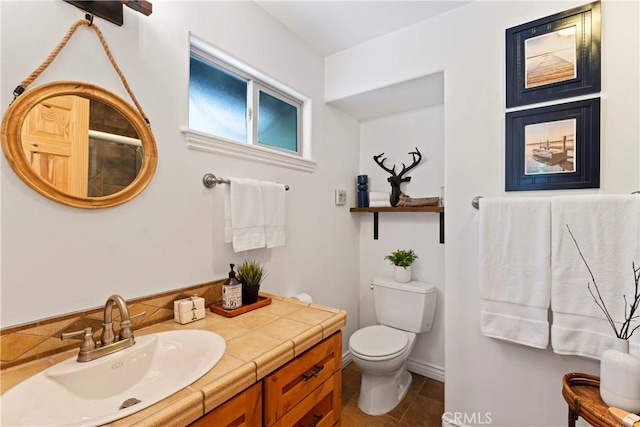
[505,98,600,191]
[506,1,601,108]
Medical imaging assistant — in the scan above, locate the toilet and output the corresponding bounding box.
[348,277,437,416]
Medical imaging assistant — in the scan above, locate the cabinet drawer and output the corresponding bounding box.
[190,381,262,427]
[272,371,341,427]
[264,331,342,425]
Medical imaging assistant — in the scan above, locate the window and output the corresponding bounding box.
[189,56,248,143]
[186,34,314,171]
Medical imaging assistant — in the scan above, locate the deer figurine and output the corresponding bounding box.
[373,148,423,207]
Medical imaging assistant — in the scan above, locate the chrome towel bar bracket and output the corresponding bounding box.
[472,196,483,210]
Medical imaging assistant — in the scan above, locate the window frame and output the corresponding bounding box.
[253,83,301,154]
[185,33,315,172]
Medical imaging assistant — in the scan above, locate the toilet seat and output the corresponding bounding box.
[349,325,409,360]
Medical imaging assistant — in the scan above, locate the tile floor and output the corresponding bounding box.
[341,362,445,427]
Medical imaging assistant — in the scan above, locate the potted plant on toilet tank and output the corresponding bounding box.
[236,259,265,305]
[385,249,418,283]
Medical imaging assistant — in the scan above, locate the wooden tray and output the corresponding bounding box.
[561,372,621,427]
[209,296,271,318]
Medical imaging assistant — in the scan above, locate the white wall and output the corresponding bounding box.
[327,1,639,426]
[358,106,445,379]
[0,1,361,352]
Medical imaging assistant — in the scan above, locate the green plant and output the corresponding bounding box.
[385,249,418,269]
[236,259,265,288]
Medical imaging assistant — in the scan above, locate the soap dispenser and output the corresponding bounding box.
[222,264,242,310]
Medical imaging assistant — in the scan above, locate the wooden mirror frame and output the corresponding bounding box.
[2,81,158,209]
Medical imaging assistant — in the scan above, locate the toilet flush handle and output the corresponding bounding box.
[370,284,374,290]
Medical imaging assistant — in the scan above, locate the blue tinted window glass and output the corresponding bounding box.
[189,56,247,142]
[258,91,298,152]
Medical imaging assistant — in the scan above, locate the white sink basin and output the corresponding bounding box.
[1,330,225,426]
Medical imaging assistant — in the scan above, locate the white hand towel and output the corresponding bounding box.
[261,181,286,248]
[551,195,640,359]
[369,200,391,207]
[224,186,233,243]
[479,197,551,349]
[227,177,265,252]
[369,191,390,201]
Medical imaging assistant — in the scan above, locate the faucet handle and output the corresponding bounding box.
[61,327,96,353]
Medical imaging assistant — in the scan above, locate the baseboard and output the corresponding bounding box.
[341,350,444,384]
[342,350,353,369]
[406,358,445,382]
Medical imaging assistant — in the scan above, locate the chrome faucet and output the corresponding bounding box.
[61,294,145,362]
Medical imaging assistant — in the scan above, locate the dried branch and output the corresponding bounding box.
[566,225,640,340]
[620,262,640,338]
[566,225,619,336]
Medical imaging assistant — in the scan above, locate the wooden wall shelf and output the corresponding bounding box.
[350,207,445,243]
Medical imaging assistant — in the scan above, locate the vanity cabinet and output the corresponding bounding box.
[264,331,342,427]
[190,381,262,427]
[191,331,342,427]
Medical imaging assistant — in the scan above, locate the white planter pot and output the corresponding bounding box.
[600,338,640,413]
[394,266,411,283]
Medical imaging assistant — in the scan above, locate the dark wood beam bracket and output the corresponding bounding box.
[350,206,445,244]
[64,1,152,27]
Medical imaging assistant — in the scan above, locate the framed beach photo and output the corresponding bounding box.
[505,98,600,191]
[524,118,576,176]
[506,1,601,108]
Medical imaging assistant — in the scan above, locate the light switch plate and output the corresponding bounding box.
[335,189,347,205]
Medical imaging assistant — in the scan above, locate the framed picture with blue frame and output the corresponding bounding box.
[505,98,600,191]
[505,1,601,108]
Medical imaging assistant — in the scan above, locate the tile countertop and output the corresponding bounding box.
[0,293,347,427]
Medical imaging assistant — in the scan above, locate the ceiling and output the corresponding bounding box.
[329,72,444,121]
[255,1,471,56]
[255,1,471,121]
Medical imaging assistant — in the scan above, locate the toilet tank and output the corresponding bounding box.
[373,277,437,333]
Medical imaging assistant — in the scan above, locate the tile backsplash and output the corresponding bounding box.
[0,280,223,370]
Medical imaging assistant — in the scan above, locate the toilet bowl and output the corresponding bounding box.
[348,277,437,416]
[349,325,417,415]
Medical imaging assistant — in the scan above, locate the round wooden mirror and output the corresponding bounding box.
[1,81,157,209]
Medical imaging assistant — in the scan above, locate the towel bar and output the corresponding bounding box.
[472,192,640,209]
[203,173,289,191]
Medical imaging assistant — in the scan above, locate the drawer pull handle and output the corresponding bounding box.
[309,414,323,427]
[302,365,324,381]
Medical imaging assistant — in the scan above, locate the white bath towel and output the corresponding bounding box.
[551,195,640,359]
[261,181,286,248]
[479,197,551,349]
[369,191,390,201]
[226,177,266,252]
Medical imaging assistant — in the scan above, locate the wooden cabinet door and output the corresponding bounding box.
[264,332,342,426]
[21,95,89,196]
[190,381,262,427]
[272,371,342,427]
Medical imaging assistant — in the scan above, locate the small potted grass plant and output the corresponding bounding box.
[236,259,265,305]
[385,249,418,283]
